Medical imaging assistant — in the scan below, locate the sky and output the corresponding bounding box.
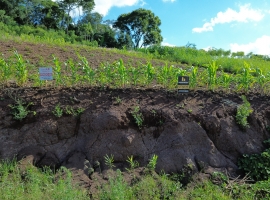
[91,0,270,56]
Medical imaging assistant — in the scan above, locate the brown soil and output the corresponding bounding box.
[1,40,270,195]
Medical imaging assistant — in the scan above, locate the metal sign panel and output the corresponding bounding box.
[178,76,189,93]
[39,67,53,80]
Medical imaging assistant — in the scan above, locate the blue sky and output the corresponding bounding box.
[92,0,270,55]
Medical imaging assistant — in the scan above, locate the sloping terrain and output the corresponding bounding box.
[1,40,270,192]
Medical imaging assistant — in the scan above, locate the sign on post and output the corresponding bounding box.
[178,76,189,93]
[39,67,53,80]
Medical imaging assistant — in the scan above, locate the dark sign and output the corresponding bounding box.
[178,76,189,85]
[178,76,189,93]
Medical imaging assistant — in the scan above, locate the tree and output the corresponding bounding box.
[113,8,163,49]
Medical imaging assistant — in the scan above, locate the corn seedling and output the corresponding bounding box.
[0,56,12,86]
[207,60,218,91]
[13,51,28,86]
[145,63,155,86]
[129,66,140,87]
[66,58,80,86]
[78,55,95,86]
[219,71,233,92]
[116,59,128,88]
[52,55,63,87]
[189,66,198,90]
[104,154,115,169]
[236,62,254,93]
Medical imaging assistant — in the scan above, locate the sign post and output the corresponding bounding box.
[178,76,189,93]
[39,67,53,87]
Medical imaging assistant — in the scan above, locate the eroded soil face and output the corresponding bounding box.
[1,40,270,193]
[0,87,270,191]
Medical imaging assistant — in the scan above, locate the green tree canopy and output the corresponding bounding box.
[113,8,163,49]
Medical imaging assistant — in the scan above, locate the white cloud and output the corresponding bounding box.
[162,0,176,2]
[161,42,176,47]
[93,0,146,16]
[192,4,264,33]
[230,35,270,55]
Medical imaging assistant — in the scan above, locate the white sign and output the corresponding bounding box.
[39,67,53,80]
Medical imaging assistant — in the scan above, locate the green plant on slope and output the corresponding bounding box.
[207,60,218,91]
[147,154,158,171]
[238,142,270,181]
[125,155,139,171]
[52,103,63,118]
[104,154,115,169]
[237,62,254,93]
[9,99,35,121]
[131,106,143,129]
[236,95,253,129]
[52,55,63,87]
[13,51,28,86]
[0,55,12,86]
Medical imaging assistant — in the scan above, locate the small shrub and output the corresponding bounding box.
[238,145,270,181]
[147,154,158,171]
[236,95,253,129]
[9,99,35,121]
[52,103,63,118]
[104,154,115,169]
[131,106,143,129]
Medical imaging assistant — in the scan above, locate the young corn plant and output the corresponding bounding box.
[13,51,28,86]
[66,58,80,86]
[158,64,173,88]
[52,55,63,87]
[79,55,95,86]
[254,67,266,93]
[189,66,198,90]
[145,63,155,86]
[0,56,12,86]
[236,62,254,93]
[219,71,233,92]
[207,60,218,91]
[129,66,140,87]
[116,59,128,88]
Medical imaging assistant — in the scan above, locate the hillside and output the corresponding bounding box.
[1,39,270,198]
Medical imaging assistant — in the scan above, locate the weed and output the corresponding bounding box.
[187,109,192,113]
[131,106,143,129]
[65,106,84,117]
[238,146,270,181]
[125,155,139,171]
[104,154,115,169]
[236,95,253,129]
[114,96,122,105]
[9,99,35,121]
[52,103,63,118]
[147,154,158,171]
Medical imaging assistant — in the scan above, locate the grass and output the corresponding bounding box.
[0,160,88,200]
[1,155,270,199]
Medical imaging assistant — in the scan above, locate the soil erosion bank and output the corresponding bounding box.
[0,87,270,184]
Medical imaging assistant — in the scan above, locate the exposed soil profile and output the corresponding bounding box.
[0,87,270,192]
